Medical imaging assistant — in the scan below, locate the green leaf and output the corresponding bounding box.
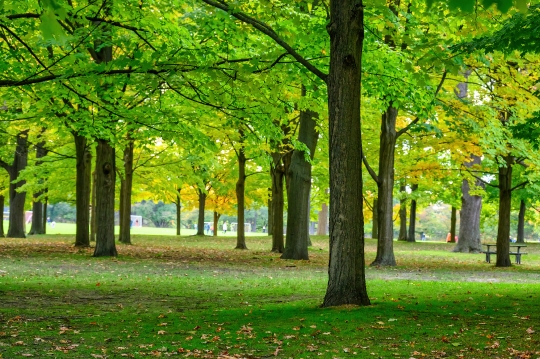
[39,10,66,41]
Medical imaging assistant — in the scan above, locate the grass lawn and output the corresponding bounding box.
[10,221,265,237]
[1,235,540,358]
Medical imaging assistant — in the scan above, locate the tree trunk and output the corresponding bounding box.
[517,199,525,243]
[196,189,206,236]
[282,90,319,260]
[42,197,47,234]
[90,170,97,242]
[235,144,247,249]
[176,190,181,236]
[270,162,285,252]
[5,131,29,238]
[371,106,398,265]
[119,178,125,241]
[398,185,407,241]
[0,195,4,237]
[496,156,513,267]
[449,206,457,243]
[73,133,91,247]
[372,198,378,239]
[454,155,483,253]
[267,187,273,236]
[322,0,370,307]
[28,138,48,235]
[317,202,328,235]
[119,141,134,244]
[213,211,221,237]
[93,139,117,257]
[407,184,418,243]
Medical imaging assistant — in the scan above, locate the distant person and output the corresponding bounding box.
[51,221,56,228]
[130,219,133,228]
[135,219,139,227]
[47,217,51,224]
[420,232,426,241]
[205,223,210,234]
[223,222,228,234]
[263,225,266,233]
[210,225,214,235]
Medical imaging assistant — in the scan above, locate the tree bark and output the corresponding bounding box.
[93,139,117,257]
[517,199,525,243]
[213,211,221,237]
[371,106,398,265]
[3,131,29,238]
[28,137,48,235]
[398,185,407,241]
[175,189,181,236]
[317,202,328,235]
[449,206,457,243]
[267,187,273,236]
[42,197,47,234]
[0,195,4,237]
[196,189,206,236]
[322,0,370,307]
[496,156,513,267]
[119,141,134,244]
[407,184,418,242]
[372,198,378,239]
[90,170,97,242]
[454,155,483,253]
[73,133,91,246]
[282,90,319,260]
[235,143,247,249]
[270,161,285,252]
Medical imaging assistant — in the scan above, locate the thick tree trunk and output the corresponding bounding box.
[93,139,117,257]
[372,199,378,239]
[270,163,285,252]
[407,184,418,243]
[496,157,513,267]
[0,195,4,237]
[235,145,247,249]
[5,131,29,238]
[323,0,370,307]
[267,188,273,236]
[196,190,206,236]
[29,138,48,235]
[398,185,407,241]
[371,106,398,265]
[119,178,125,240]
[317,202,328,235]
[90,171,97,242]
[282,92,319,260]
[454,155,483,253]
[213,211,221,237]
[73,133,91,246]
[449,206,457,243]
[176,190,181,236]
[119,141,134,244]
[517,199,525,243]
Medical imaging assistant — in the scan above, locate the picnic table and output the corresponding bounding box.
[483,243,527,264]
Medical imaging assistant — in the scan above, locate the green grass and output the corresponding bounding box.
[1,235,540,358]
[8,221,265,237]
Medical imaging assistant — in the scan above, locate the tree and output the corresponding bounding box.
[0,130,29,238]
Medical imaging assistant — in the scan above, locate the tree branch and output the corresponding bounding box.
[511,180,528,192]
[362,151,379,184]
[199,0,328,82]
[396,70,447,138]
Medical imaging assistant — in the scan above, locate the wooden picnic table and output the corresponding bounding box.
[483,243,527,264]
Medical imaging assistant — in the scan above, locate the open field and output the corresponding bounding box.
[1,235,540,358]
[6,221,266,237]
